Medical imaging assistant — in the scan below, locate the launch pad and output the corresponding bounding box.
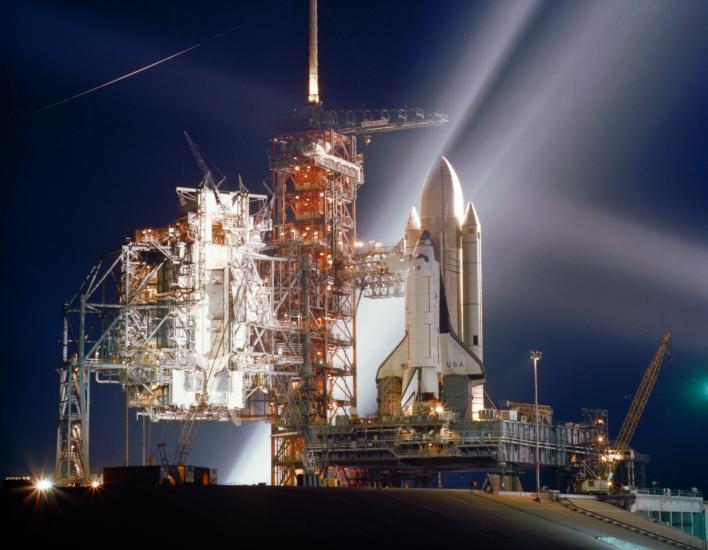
[52,0,663,497]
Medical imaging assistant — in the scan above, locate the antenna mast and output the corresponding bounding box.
[307,0,319,104]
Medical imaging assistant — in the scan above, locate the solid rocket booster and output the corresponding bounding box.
[462,201,482,360]
[462,201,484,415]
[376,156,485,418]
[403,206,421,255]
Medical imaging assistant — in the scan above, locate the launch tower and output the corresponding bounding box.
[266,0,446,485]
[54,0,446,487]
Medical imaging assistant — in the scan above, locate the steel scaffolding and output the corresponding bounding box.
[267,129,360,485]
[54,0,448,486]
[55,185,297,485]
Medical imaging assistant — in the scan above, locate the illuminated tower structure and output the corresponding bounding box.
[267,127,362,485]
[267,0,446,485]
[52,0,445,488]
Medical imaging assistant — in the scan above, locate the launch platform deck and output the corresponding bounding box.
[308,416,592,471]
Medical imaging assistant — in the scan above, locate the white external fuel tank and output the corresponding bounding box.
[419,157,464,334]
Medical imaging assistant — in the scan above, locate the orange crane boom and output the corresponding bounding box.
[608,330,672,481]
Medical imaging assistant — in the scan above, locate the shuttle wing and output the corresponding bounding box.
[375,333,408,380]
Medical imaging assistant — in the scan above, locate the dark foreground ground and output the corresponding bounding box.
[2,485,685,549]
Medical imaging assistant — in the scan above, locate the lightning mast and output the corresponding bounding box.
[307,0,319,105]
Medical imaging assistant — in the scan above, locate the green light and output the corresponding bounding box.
[681,367,708,407]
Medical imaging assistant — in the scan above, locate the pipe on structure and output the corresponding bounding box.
[308,0,319,104]
[78,294,89,482]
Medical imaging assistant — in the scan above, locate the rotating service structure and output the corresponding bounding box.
[55,185,299,484]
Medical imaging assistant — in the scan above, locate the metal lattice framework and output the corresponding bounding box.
[55,186,299,485]
[266,127,441,485]
[267,129,361,485]
[351,242,405,299]
[55,0,448,486]
[579,408,609,480]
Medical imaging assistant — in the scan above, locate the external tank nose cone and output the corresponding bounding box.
[420,156,464,223]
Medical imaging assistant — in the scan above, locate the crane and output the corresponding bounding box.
[183,131,224,205]
[578,330,671,494]
[606,330,672,483]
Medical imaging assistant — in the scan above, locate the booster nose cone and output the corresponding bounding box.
[462,201,479,229]
[404,206,422,256]
[405,206,421,231]
[420,156,464,224]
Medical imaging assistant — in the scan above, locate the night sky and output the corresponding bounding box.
[2,1,707,490]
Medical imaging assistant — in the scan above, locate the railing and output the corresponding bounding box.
[636,488,703,498]
[309,419,593,461]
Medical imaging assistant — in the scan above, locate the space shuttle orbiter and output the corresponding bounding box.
[376,157,485,419]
